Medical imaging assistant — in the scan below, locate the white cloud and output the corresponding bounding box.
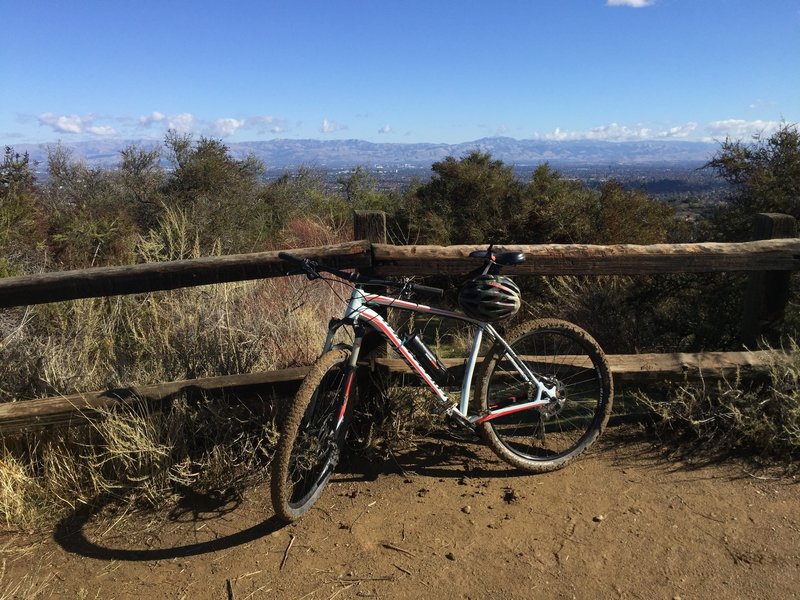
[87,125,117,136]
[207,118,245,137]
[138,111,167,127]
[321,118,346,134]
[661,122,698,138]
[136,112,290,137]
[704,119,782,140]
[606,0,654,7]
[167,113,195,134]
[246,115,288,134]
[541,122,654,141]
[536,119,787,143]
[38,112,117,136]
[378,124,392,134]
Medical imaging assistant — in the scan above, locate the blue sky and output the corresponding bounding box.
[2,0,798,146]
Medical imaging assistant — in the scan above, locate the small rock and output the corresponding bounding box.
[461,505,472,514]
[445,552,456,561]
[593,515,605,522]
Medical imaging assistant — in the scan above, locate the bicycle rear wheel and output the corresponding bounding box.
[477,319,613,472]
[271,349,355,522]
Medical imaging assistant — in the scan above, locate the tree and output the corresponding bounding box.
[337,166,389,211]
[0,147,43,275]
[161,132,266,253]
[591,180,675,245]
[706,123,800,241]
[404,151,523,244]
[42,144,138,267]
[118,144,164,231]
[514,164,597,243]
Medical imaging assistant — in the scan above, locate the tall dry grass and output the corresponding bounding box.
[635,340,800,462]
[0,209,352,529]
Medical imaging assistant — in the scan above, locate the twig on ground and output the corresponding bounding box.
[336,575,395,582]
[349,507,368,532]
[381,542,416,557]
[242,587,270,600]
[674,494,727,524]
[328,583,356,600]
[742,469,780,481]
[280,534,296,570]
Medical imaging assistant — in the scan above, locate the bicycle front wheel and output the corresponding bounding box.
[271,349,355,522]
[477,319,613,472]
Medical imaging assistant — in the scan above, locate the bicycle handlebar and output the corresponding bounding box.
[277,252,445,297]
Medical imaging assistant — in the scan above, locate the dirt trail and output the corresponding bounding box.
[3,428,798,600]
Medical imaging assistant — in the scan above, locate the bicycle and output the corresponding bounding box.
[271,248,613,522]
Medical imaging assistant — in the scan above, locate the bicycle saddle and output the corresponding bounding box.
[469,250,526,266]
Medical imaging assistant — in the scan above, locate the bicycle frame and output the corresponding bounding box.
[321,287,560,427]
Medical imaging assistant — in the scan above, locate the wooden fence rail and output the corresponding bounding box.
[370,239,800,277]
[0,240,371,309]
[1,239,798,309]
[0,351,781,434]
[0,211,797,433]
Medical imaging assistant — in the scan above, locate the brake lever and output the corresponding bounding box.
[395,277,412,298]
[297,258,320,280]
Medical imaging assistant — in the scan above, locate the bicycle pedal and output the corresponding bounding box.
[444,408,476,432]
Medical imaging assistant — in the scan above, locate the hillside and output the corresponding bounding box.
[11,136,719,171]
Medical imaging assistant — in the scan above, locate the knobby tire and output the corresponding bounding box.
[476,319,613,472]
[271,349,354,522]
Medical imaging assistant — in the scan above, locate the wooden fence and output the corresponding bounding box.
[0,212,797,433]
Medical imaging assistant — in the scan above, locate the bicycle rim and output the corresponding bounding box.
[479,320,612,471]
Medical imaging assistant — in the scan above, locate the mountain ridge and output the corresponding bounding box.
[8,136,719,170]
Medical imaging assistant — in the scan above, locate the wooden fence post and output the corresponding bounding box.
[353,210,387,245]
[741,213,797,348]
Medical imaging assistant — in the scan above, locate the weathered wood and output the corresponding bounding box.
[741,213,798,347]
[373,350,781,384]
[4,234,799,310]
[370,239,800,276]
[0,240,372,308]
[353,210,387,244]
[0,368,310,433]
[0,351,787,434]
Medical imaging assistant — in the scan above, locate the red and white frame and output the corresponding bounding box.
[333,291,555,425]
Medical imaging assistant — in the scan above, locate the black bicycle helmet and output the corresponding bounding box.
[458,275,521,321]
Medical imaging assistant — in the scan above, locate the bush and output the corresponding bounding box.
[707,122,800,241]
[636,342,800,462]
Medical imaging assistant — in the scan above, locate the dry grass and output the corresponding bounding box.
[636,341,800,462]
[0,210,351,529]
[0,559,54,599]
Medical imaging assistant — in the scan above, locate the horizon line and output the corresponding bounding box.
[5,134,722,148]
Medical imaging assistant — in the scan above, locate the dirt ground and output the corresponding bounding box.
[3,427,798,600]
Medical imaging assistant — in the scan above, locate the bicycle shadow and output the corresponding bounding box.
[53,485,282,561]
[335,433,532,483]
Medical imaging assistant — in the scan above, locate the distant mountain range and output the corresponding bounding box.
[8,136,720,171]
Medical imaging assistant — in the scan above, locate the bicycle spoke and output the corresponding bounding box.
[478,320,612,471]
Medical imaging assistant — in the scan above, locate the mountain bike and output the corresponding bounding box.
[271,248,613,522]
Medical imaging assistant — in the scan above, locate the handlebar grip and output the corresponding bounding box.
[278,251,302,264]
[410,283,445,297]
